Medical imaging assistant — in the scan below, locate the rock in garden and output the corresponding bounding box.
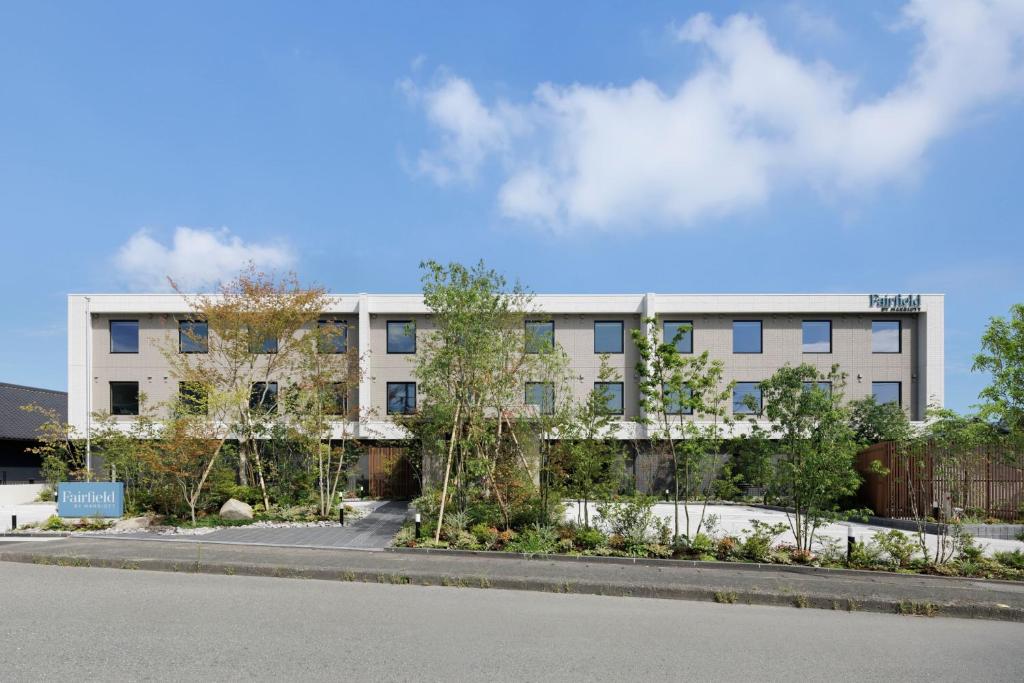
[219,498,254,520]
[112,516,153,531]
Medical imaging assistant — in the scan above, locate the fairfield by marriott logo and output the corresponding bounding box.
[61,489,116,504]
[869,294,921,312]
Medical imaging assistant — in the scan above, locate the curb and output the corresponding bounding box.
[387,546,1024,587]
[2,550,1021,623]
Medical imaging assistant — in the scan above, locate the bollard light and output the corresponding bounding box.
[11,514,17,531]
[415,513,422,539]
[846,524,855,564]
[340,505,345,526]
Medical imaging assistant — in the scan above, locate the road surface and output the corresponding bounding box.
[3,563,1021,681]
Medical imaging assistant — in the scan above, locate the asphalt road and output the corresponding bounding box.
[3,564,1022,682]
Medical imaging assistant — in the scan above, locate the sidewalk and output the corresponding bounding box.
[3,537,1023,622]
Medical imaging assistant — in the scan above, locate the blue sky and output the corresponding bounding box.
[1,1,1021,412]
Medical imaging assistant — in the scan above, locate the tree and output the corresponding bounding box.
[848,395,914,447]
[403,260,568,539]
[551,358,623,526]
[20,404,87,484]
[632,317,733,540]
[142,413,225,523]
[757,364,861,554]
[284,318,362,518]
[973,302,1024,437]
[165,265,329,511]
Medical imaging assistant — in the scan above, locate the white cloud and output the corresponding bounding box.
[405,0,1024,232]
[114,227,296,292]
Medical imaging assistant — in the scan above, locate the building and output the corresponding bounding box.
[0,382,67,484]
[67,293,943,492]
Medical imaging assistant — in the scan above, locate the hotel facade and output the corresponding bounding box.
[67,292,943,444]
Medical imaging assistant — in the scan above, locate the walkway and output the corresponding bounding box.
[97,500,408,550]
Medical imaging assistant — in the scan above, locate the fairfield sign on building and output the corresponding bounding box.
[869,294,922,312]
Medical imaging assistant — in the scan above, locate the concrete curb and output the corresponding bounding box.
[387,546,1024,586]
[2,548,1021,623]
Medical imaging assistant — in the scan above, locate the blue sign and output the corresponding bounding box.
[57,482,124,518]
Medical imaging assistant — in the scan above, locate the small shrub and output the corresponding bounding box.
[36,486,55,502]
[849,539,885,568]
[687,532,715,557]
[452,530,480,550]
[872,530,917,569]
[994,549,1024,570]
[738,520,789,562]
[573,525,608,551]
[714,591,737,604]
[42,515,65,531]
[715,535,739,561]
[595,495,657,546]
[506,525,558,554]
[469,523,499,549]
[955,531,985,562]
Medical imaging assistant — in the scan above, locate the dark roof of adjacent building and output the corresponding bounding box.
[0,382,67,441]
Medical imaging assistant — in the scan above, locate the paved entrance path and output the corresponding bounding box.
[97,501,408,550]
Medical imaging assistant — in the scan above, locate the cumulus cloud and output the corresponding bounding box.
[405,0,1024,232]
[114,227,295,291]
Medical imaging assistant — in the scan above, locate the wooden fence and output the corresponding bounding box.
[367,447,419,499]
[855,441,1024,521]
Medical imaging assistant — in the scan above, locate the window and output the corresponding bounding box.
[733,321,762,354]
[178,382,207,415]
[872,381,901,406]
[248,330,278,354]
[327,382,350,416]
[802,320,831,354]
[178,320,208,354]
[525,382,555,415]
[387,382,417,415]
[663,320,693,354]
[525,320,554,354]
[387,321,416,354]
[732,382,762,415]
[110,320,139,354]
[595,382,624,415]
[872,320,901,353]
[664,383,693,415]
[250,382,279,412]
[801,381,832,396]
[593,321,624,354]
[318,320,348,354]
[110,381,139,415]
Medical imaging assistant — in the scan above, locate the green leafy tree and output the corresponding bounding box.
[632,318,733,540]
[551,358,623,527]
[403,260,568,539]
[973,302,1024,438]
[758,364,861,553]
[848,395,914,447]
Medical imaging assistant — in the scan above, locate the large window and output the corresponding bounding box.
[387,382,417,415]
[802,381,832,396]
[525,382,555,415]
[525,320,554,354]
[178,381,207,415]
[664,383,693,415]
[593,321,624,354]
[110,320,139,354]
[802,320,831,354]
[110,381,139,415]
[248,330,278,354]
[732,382,762,415]
[595,382,624,416]
[663,320,693,354]
[318,320,348,354]
[327,382,350,416]
[733,320,762,354]
[872,320,901,353]
[178,320,208,354]
[872,381,901,406]
[250,382,279,412]
[387,321,416,354]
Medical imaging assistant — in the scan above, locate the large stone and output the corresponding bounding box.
[113,516,153,531]
[219,498,254,520]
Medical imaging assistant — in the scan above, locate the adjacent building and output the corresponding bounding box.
[0,382,67,484]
